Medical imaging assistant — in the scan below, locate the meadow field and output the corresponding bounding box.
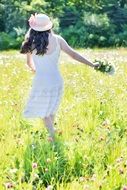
[0,48,127,190]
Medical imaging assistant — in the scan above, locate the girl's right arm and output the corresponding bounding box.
[26,53,36,73]
[58,36,98,68]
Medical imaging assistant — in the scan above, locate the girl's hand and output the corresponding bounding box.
[93,63,100,69]
[30,68,36,73]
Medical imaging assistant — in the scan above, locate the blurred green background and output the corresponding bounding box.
[0,0,127,50]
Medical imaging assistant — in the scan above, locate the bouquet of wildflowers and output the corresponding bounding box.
[94,60,115,75]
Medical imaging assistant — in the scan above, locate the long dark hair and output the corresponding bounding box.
[20,28,51,55]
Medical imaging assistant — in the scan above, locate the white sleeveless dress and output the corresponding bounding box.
[22,35,64,118]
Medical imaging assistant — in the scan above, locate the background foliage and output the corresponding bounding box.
[0,0,127,49]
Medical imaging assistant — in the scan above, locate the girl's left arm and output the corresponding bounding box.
[58,36,99,68]
[26,53,36,73]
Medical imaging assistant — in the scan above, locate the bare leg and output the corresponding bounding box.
[50,114,55,125]
[43,115,55,139]
[50,114,57,133]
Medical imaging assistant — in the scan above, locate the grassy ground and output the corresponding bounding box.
[0,48,127,190]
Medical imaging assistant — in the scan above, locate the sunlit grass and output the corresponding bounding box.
[0,48,127,190]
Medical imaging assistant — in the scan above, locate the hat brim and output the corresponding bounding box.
[30,22,53,32]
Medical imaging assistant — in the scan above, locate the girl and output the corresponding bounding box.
[20,13,99,140]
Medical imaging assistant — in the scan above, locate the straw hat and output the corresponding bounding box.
[28,13,53,31]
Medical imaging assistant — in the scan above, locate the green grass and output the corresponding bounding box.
[0,48,127,190]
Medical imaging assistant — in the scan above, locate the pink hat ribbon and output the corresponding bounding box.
[28,14,37,27]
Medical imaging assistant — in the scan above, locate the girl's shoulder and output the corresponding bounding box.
[53,34,63,41]
[53,34,66,48]
[51,34,63,48]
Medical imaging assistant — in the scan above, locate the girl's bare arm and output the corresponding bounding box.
[26,53,36,73]
[59,36,97,68]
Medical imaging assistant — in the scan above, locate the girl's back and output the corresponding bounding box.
[32,33,63,88]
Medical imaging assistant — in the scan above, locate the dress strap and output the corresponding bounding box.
[55,35,60,50]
